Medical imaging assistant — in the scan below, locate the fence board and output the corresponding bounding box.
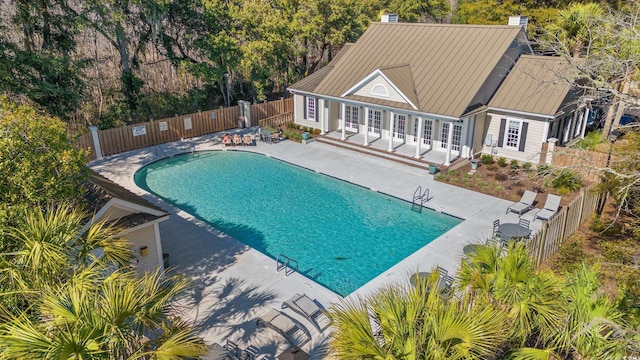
[552,147,609,182]
[526,185,601,267]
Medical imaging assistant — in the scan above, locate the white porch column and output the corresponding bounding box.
[363,106,370,146]
[414,116,423,158]
[319,99,326,135]
[580,107,590,138]
[546,137,558,165]
[388,111,395,152]
[89,126,103,159]
[445,122,454,166]
[340,102,346,140]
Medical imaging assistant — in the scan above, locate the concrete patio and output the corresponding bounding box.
[89,127,542,359]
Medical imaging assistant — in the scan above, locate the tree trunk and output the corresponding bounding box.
[612,79,631,128]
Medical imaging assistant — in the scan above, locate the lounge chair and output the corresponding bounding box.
[506,190,537,216]
[282,293,328,332]
[243,134,253,146]
[256,308,311,345]
[222,135,232,147]
[233,134,242,146]
[533,194,561,222]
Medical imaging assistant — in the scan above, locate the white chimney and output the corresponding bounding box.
[381,14,398,23]
[508,15,528,30]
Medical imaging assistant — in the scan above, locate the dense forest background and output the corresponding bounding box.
[0,0,627,128]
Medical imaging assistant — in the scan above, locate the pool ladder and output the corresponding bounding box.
[276,254,299,277]
[412,186,430,212]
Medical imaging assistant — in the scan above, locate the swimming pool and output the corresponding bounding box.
[134,151,462,296]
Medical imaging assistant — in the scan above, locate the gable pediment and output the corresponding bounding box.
[342,65,419,109]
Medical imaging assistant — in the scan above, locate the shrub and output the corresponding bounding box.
[285,122,297,129]
[589,215,617,236]
[548,169,583,193]
[486,164,497,171]
[536,164,551,176]
[480,154,494,165]
[497,157,508,167]
[510,159,519,169]
[313,128,321,135]
[574,131,605,150]
[283,130,302,141]
[494,172,508,181]
[553,235,585,274]
[522,162,532,170]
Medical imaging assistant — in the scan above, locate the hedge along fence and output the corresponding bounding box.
[74,97,293,160]
[526,185,601,267]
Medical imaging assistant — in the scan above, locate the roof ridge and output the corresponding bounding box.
[370,22,522,29]
[378,63,411,70]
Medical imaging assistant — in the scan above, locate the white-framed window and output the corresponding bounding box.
[371,84,388,97]
[452,124,462,152]
[440,123,450,149]
[422,120,432,145]
[393,114,406,139]
[505,119,523,149]
[574,109,584,137]
[368,109,382,134]
[412,118,433,145]
[305,97,317,121]
[345,105,358,130]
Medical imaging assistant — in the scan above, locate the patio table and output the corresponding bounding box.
[498,223,531,241]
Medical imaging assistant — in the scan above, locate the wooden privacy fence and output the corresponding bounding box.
[258,112,293,128]
[526,185,601,267]
[74,97,292,159]
[551,147,609,182]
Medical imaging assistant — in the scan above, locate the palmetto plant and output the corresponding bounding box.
[0,204,205,359]
[327,273,506,359]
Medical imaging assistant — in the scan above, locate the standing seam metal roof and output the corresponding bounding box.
[305,22,525,118]
[488,55,574,116]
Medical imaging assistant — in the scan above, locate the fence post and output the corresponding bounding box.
[536,223,548,267]
[545,138,558,165]
[89,126,103,159]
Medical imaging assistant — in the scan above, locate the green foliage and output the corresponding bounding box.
[283,129,302,141]
[615,267,640,327]
[480,154,494,165]
[497,157,508,167]
[0,97,88,208]
[537,164,552,176]
[574,130,606,150]
[510,159,519,169]
[553,235,585,274]
[589,215,617,236]
[522,162,533,170]
[547,169,583,193]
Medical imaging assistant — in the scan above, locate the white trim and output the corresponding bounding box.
[154,222,163,268]
[371,84,389,97]
[340,69,419,110]
[503,118,524,150]
[290,90,459,121]
[488,107,554,120]
[117,216,169,236]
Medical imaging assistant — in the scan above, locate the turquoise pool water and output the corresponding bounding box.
[134,151,461,296]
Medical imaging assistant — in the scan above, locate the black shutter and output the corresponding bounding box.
[519,122,528,151]
[497,118,506,147]
[303,96,307,119]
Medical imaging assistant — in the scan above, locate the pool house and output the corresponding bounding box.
[288,19,587,166]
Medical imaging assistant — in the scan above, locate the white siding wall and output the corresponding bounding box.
[328,99,340,130]
[482,112,548,163]
[127,225,161,273]
[294,94,304,122]
[353,74,407,104]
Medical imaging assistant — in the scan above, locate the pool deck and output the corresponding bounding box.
[90,128,541,359]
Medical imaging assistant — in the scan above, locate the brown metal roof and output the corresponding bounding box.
[379,64,419,108]
[302,22,526,117]
[85,171,167,216]
[489,55,573,116]
[289,43,354,93]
